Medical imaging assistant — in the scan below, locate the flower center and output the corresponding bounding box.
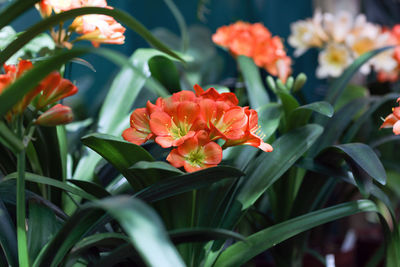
[186,149,205,167]
[170,116,190,139]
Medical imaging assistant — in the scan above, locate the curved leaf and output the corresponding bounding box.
[238,124,324,210]
[0,199,18,267]
[214,200,379,267]
[332,143,386,185]
[4,172,97,201]
[0,7,183,65]
[81,133,154,180]
[169,228,245,245]
[33,196,185,267]
[0,121,24,153]
[135,166,244,202]
[67,180,111,199]
[325,46,393,105]
[238,55,269,109]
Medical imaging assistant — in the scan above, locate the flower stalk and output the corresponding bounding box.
[16,116,29,267]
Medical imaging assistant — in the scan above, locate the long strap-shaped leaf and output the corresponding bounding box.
[0,6,183,65]
[4,172,97,201]
[33,196,185,267]
[324,46,392,106]
[213,200,380,267]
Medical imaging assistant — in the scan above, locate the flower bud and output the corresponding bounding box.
[293,73,307,92]
[35,104,73,126]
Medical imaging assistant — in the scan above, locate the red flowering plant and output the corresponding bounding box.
[122,85,272,172]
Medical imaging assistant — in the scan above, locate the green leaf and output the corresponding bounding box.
[237,124,323,210]
[0,199,18,267]
[288,101,334,130]
[81,133,154,181]
[27,201,61,262]
[3,172,97,201]
[342,93,399,143]
[329,143,387,196]
[0,121,24,154]
[325,46,393,105]
[257,103,282,140]
[125,161,183,190]
[308,98,368,157]
[135,166,243,202]
[214,200,380,267]
[0,7,183,65]
[169,228,245,245]
[294,101,334,118]
[67,180,111,199]
[237,55,269,108]
[148,55,181,92]
[334,84,369,111]
[34,197,185,267]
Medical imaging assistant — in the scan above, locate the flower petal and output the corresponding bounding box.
[122,127,149,145]
[166,149,185,168]
[203,142,223,164]
[149,111,172,135]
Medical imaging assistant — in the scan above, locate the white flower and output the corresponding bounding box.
[288,10,327,57]
[322,11,353,43]
[316,43,353,78]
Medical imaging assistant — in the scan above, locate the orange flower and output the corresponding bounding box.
[380,98,400,135]
[35,72,78,109]
[35,104,73,126]
[224,107,273,152]
[122,107,154,145]
[199,99,247,141]
[194,84,239,107]
[213,22,292,81]
[71,14,126,47]
[70,1,125,48]
[122,85,273,172]
[0,60,41,116]
[149,101,205,148]
[0,60,77,122]
[167,130,222,172]
[36,0,79,17]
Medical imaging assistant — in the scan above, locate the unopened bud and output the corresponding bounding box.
[266,76,277,93]
[293,73,307,92]
[285,76,294,90]
[35,104,73,126]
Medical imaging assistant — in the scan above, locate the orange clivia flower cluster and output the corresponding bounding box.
[0,59,77,126]
[36,0,126,47]
[212,21,292,82]
[122,85,273,172]
[380,98,400,135]
[378,25,400,82]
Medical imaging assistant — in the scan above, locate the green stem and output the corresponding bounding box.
[16,116,30,267]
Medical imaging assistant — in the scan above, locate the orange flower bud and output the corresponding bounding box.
[35,104,73,126]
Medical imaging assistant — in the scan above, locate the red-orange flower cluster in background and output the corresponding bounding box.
[378,25,400,82]
[212,21,292,83]
[36,0,126,48]
[0,59,77,126]
[380,97,400,135]
[123,85,273,172]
